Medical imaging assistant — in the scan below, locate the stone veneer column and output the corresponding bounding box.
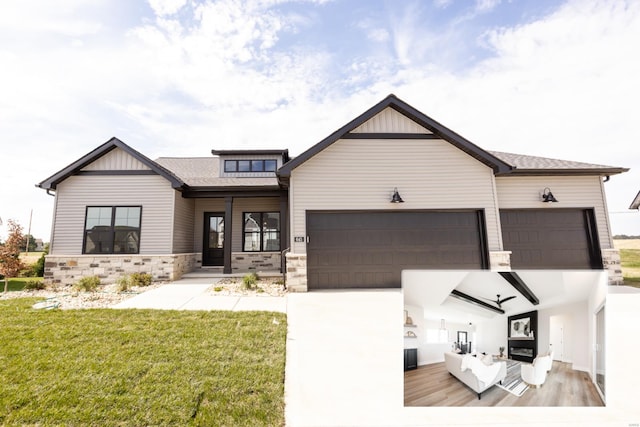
[285,253,307,292]
[601,249,624,286]
[489,251,512,271]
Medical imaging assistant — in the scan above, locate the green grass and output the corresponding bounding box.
[0,299,287,426]
[620,248,640,287]
[0,277,44,292]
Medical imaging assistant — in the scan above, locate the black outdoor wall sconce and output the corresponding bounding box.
[391,187,404,203]
[541,187,558,203]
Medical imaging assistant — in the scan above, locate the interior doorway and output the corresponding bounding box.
[595,304,605,400]
[549,315,565,362]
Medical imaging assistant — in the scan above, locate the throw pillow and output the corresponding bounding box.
[481,354,493,366]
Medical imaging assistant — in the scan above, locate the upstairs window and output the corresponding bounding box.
[225,159,277,173]
[243,212,280,252]
[83,206,141,254]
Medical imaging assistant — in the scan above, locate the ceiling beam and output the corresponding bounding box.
[450,289,505,314]
[498,272,540,305]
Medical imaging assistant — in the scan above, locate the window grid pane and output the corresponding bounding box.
[224,160,237,172]
[238,160,251,172]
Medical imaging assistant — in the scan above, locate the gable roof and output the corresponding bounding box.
[630,190,640,210]
[37,137,185,191]
[277,94,628,182]
[278,94,514,179]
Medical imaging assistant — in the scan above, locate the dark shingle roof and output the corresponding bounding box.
[155,157,279,187]
[489,150,628,176]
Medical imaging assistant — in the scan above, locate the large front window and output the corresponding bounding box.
[243,212,280,251]
[83,206,141,254]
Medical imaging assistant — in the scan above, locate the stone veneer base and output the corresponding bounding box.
[45,254,199,286]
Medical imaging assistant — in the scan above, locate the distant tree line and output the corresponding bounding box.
[613,235,640,239]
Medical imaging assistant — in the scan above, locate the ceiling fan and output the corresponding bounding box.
[481,294,516,308]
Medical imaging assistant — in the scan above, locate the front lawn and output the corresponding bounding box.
[0,299,287,426]
[620,248,640,287]
[0,277,44,292]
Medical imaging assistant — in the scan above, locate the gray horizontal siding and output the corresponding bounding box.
[51,175,175,255]
[172,193,195,253]
[290,138,501,254]
[495,175,613,249]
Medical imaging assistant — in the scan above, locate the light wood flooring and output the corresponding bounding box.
[404,360,604,407]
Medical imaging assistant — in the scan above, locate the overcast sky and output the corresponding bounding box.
[0,0,638,242]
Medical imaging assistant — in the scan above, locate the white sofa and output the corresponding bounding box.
[444,352,507,399]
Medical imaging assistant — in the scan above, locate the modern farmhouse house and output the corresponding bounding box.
[38,95,628,290]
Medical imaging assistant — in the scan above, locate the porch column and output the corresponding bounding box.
[224,196,233,274]
[279,192,289,273]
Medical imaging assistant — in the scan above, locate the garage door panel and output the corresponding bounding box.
[307,211,486,289]
[500,209,602,269]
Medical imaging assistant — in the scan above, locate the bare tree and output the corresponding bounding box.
[0,219,26,292]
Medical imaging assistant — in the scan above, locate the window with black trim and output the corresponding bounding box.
[83,206,142,254]
[243,212,280,251]
[225,159,277,173]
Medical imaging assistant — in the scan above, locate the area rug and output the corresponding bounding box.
[496,359,529,397]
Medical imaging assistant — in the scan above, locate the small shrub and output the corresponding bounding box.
[24,279,46,291]
[213,286,224,292]
[130,273,152,287]
[73,276,100,292]
[242,273,259,290]
[32,246,48,277]
[116,276,131,292]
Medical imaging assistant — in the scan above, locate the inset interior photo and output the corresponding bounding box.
[403,270,606,407]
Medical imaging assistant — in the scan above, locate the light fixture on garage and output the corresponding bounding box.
[391,187,404,203]
[541,187,558,203]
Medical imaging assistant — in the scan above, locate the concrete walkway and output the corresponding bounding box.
[113,278,286,313]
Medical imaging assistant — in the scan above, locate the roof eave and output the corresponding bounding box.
[495,167,629,177]
[277,94,513,177]
[36,137,186,191]
[630,190,640,210]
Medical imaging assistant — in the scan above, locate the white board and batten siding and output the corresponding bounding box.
[81,147,151,171]
[51,175,176,255]
[351,107,432,134]
[289,137,502,254]
[495,175,614,249]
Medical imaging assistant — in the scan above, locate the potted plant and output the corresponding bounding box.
[499,346,505,358]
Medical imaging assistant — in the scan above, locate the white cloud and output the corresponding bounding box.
[1,0,639,240]
[147,0,187,16]
[475,0,501,12]
[433,0,453,8]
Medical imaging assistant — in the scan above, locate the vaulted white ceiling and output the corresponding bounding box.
[402,270,606,324]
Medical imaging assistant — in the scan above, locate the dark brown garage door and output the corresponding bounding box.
[306,211,488,289]
[500,209,602,269]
